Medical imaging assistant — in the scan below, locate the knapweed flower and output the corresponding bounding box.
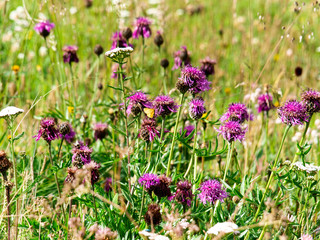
[176,66,209,94]
[105,47,133,62]
[139,118,160,142]
[133,17,152,39]
[154,31,164,48]
[84,161,100,185]
[62,45,79,64]
[278,100,309,126]
[220,103,252,123]
[172,46,191,70]
[180,125,195,140]
[257,93,274,113]
[198,179,228,205]
[93,123,108,141]
[0,151,12,175]
[104,178,112,193]
[189,98,206,120]
[301,89,320,114]
[301,234,313,240]
[34,21,55,38]
[200,57,216,77]
[122,27,133,40]
[144,204,162,226]
[127,92,152,116]
[138,173,160,192]
[111,31,132,50]
[153,95,179,117]
[216,121,247,143]
[171,180,193,207]
[34,118,60,143]
[153,175,172,199]
[207,222,239,235]
[59,122,76,143]
[72,141,93,166]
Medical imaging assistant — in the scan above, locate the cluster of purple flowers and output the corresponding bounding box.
[277,99,309,126]
[220,103,252,123]
[138,173,171,199]
[189,98,206,120]
[139,118,160,142]
[133,17,152,39]
[126,92,152,117]
[301,89,320,115]
[257,93,274,113]
[197,179,228,205]
[153,95,179,118]
[200,57,216,77]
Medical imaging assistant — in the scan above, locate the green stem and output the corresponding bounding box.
[138,186,145,225]
[154,117,166,172]
[167,94,185,176]
[223,142,234,182]
[89,57,100,122]
[193,121,199,183]
[92,185,98,221]
[162,67,167,94]
[69,65,76,125]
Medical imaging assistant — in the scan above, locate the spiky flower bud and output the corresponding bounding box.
[94,45,104,57]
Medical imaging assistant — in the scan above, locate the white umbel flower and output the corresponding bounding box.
[292,162,320,174]
[105,47,133,61]
[0,106,24,119]
[207,222,239,235]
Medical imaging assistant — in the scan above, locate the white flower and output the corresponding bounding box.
[0,106,24,119]
[139,230,169,240]
[105,47,133,60]
[2,31,13,42]
[292,162,320,174]
[11,42,20,52]
[179,218,190,229]
[17,53,24,59]
[39,46,48,57]
[70,7,77,15]
[207,222,239,235]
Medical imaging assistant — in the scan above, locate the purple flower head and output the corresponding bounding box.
[171,180,193,207]
[189,98,206,120]
[153,95,179,117]
[301,89,320,114]
[34,21,55,38]
[93,122,108,140]
[257,93,274,113]
[59,122,76,144]
[153,175,172,199]
[139,118,160,142]
[90,162,100,185]
[216,121,247,143]
[220,103,251,123]
[172,46,191,70]
[64,124,76,144]
[104,177,112,193]
[177,65,209,94]
[200,57,216,77]
[133,17,152,39]
[63,45,79,64]
[138,173,160,191]
[72,141,93,165]
[180,125,195,140]
[111,31,132,50]
[198,179,228,205]
[126,92,152,116]
[278,100,309,126]
[34,118,59,143]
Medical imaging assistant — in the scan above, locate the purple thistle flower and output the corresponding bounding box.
[171,180,193,207]
[34,21,55,38]
[180,125,195,140]
[189,98,206,120]
[153,175,172,199]
[153,95,179,117]
[138,173,160,191]
[139,118,160,142]
[72,141,93,165]
[132,17,152,39]
[104,178,112,193]
[200,57,216,77]
[257,93,274,113]
[277,100,309,126]
[34,118,60,143]
[64,124,76,143]
[172,46,191,70]
[62,45,79,64]
[198,179,228,205]
[90,162,100,185]
[301,89,320,114]
[220,103,252,123]
[126,92,152,116]
[93,122,108,141]
[216,121,247,143]
[111,31,133,50]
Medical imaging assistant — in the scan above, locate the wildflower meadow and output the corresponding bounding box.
[1,0,320,239]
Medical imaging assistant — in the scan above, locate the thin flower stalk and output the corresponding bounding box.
[223,141,235,181]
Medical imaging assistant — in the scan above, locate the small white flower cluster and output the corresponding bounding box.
[0,106,24,119]
[292,162,320,174]
[207,222,239,235]
[139,230,169,240]
[244,87,262,104]
[105,47,133,61]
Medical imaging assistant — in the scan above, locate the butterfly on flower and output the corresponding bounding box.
[143,108,155,118]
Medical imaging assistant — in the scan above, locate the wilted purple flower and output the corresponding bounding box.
[138,173,160,191]
[176,66,209,94]
[153,175,172,199]
[127,92,152,116]
[89,161,100,185]
[278,100,309,126]
[200,57,216,77]
[216,121,247,143]
[180,125,195,140]
[153,95,179,117]
[34,21,55,38]
[72,141,93,165]
[133,17,152,39]
[171,180,193,207]
[34,118,59,143]
[220,103,252,123]
[198,179,228,205]
[172,46,191,70]
[104,178,112,193]
[301,89,320,114]
[139,118,160,142]
[189,98,206,120]
[93,123,108,140]
[111,31,132,50]
[63,45,79,64]
[257,93,274,113]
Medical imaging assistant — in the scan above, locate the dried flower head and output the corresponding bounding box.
[153,175,172,199]
[200,57,216,77]
[34,118,60,143]
[301,89,320,114]
[220,103,252,123]
[133,17,152,39]
[189,98,206,120]
[62,45,79,64]
[95,226,118,240]
[153,95,179,117]
[172,180,193,207]
[34,21,55,38]
[198,179,228,205]
[93,122,108,141]
[72,141,92,165]
[277,100,309,126]
[257,93,274,113]
[127,92,152,116]
[144,204,162,226]
[122,27,133,40]
[0,151,12,175]
[65,167,78,184]
[139,118,160,142]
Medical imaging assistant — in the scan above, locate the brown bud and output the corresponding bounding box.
[94,45,104,57]
[160,58,169,69]
[122,27,132,40]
